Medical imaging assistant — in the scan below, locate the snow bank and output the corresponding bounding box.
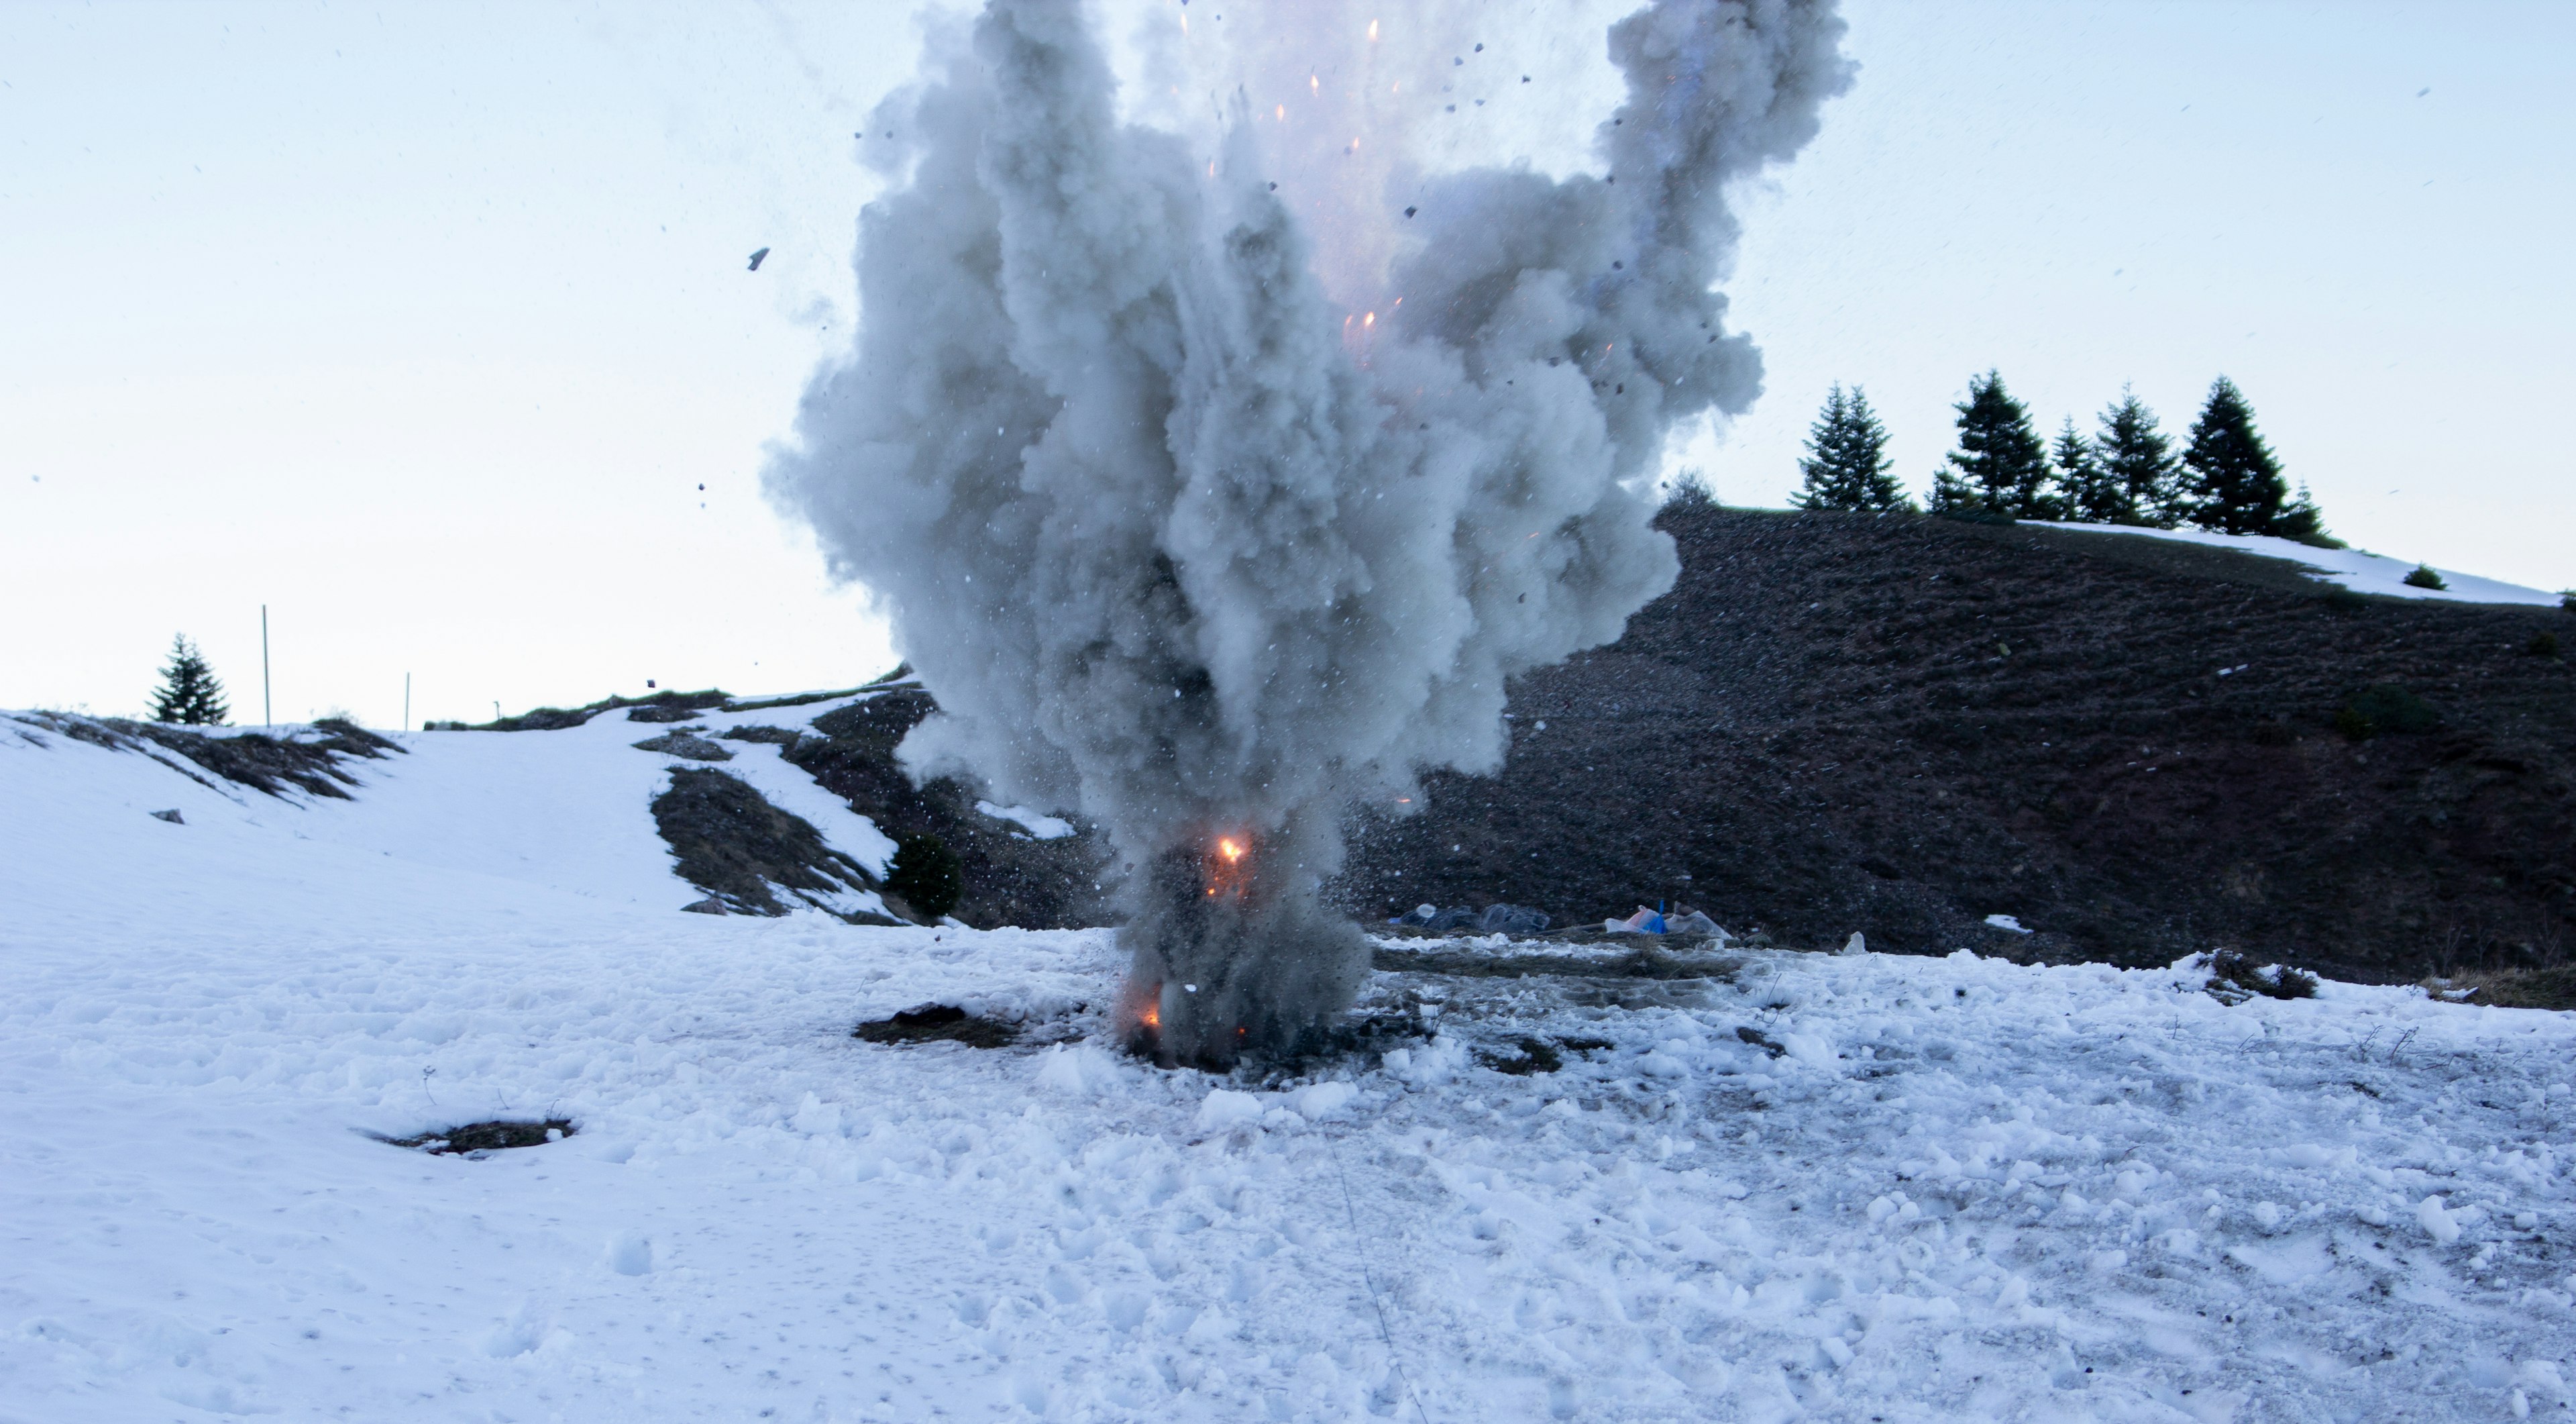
[2037,521,2565,605]
[5,707,2573,1420]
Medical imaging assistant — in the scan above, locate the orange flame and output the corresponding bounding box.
[1218,837,1244,863]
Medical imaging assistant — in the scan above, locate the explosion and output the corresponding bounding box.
[768,0,1851,1066]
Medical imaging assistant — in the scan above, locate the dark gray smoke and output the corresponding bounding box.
[766,0,1849,1064]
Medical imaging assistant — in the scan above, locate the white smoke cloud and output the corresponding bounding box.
[767,0,1849,1062]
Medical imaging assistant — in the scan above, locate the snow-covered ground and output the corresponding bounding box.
[2033,522,2567,607]
[5,711,2573,1421]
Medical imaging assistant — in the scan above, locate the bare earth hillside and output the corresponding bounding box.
[1334,505,2576,982]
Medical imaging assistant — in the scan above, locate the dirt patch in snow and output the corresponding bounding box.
[852,1004,1020,1048]
[650,768,897,923]
[378,1119,576,1155]
[8,712,399,799]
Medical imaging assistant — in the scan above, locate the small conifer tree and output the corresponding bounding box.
[886,831,963,922]
[2096,388,2185,527]
[1931,370,2059,520]
[2180,376,2330,542]
[1790,384,1909,512]
[2052,417,2129,524]
[149,635,231,725]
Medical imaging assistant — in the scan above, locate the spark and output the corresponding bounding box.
[1367,18,1378,42]
[1310,74,1320,96]
[1363,311,1375,327]
[1218,837,1245,862]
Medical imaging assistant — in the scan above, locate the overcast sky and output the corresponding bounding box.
[4,1,2568,727]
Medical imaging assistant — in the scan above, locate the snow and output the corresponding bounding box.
[7,709,2576,1421]
[1984,914,2033,935]
[979,800,1078,840]
[2035,521,2567,605]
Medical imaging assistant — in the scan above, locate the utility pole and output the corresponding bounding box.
[261,605,272,730]
[403,672,411,732]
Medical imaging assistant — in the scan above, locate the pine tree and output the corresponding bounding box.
[1790,384,1910,512]
[2052,417,2129,524]
[1932,370,2058,520]
[149,635,230,725]
[2096,387,2185,527]
[886,831,963,922]
[2180,376,2330,542]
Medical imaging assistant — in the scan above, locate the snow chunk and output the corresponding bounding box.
[1292,1080,1358,1121]
[2417,1194,2463,1245]
[976,801,1074,840]
[604,1230,653,1276]
[1983,914,2031,935]
[1196,1088,1265,1131]
[1034,1044,1128,1099]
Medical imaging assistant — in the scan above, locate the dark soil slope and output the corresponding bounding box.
[1334,507,2576,982]
[788,689,1108,931]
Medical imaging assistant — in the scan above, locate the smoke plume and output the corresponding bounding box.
[767,0,1850,1064]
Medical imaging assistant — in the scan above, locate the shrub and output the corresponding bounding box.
[2336,684,2440,740]
[2402,564,2447,590]
[886,831,964,921]
[2204,949,2318,1003]
[2527,631,2562,658]
[2563,590,2575,612]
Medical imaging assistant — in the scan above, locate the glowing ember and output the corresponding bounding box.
[1218,837,1244,863]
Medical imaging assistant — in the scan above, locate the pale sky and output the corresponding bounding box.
[4,1,2568,727]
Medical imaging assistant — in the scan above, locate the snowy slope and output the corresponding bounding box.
[5,715,2574,1421]
[2035,521,2567,606]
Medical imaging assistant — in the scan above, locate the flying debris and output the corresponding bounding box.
[747,247,770,271]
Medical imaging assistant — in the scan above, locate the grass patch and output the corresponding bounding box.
[650,768,893,921]
[2335,684,2440,740]
[631,730,731,762]
[2442,966,2576,1011]
[2402,564,2447,591]
[853,1004,1019,1048]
